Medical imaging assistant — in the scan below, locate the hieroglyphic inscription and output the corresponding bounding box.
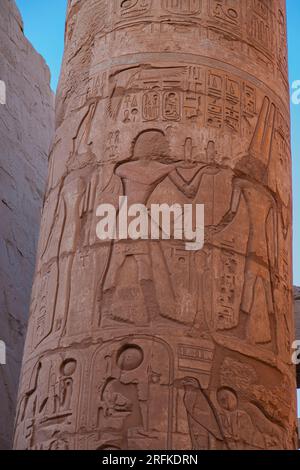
[162,0,202,15]
[209,0,242,27]
[216,250,237,330]
[247,0,274,57]
[109,64,257,134]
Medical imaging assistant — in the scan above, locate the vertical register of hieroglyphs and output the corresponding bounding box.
[14,0,297,450]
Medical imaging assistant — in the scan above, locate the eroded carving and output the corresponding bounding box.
[14,355,80,450]
[88,337,173,450]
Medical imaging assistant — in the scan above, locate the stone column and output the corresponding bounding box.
[15,0,297,450]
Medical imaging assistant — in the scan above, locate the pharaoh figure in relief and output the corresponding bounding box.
[15,0,297,450]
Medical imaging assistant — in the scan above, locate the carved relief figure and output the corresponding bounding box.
[98,129,217,327]
[98,129,177,326]
[175,377,226,450]
[216,387,263,449]
[219,356,293,447]
[160,139,222,331]
[214,97,278,346]
[31,96,101,347]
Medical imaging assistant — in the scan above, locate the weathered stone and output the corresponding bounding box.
[294,287,300,387]
[0,0,54,450]
[15,0,297,450]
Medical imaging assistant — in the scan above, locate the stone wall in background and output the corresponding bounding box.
[0,0,54,449]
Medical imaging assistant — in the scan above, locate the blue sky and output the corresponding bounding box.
[287,0,300,287]
[16,0,67,90]
[16,0,300,285]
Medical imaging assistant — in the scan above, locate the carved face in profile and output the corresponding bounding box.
[217,387,238,412]
[132,130,170,162]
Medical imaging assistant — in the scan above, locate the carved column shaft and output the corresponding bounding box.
[15,0,297,450]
